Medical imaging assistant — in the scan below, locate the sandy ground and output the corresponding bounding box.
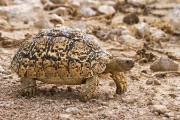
[0,0,180,120]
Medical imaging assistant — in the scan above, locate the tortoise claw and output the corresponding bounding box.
[20,86,37,97]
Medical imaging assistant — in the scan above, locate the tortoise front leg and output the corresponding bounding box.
[81,75,99,102]
[20,78,37,97]
[111,72,127,94]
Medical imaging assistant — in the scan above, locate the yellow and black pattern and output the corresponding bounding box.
[11,25,111,79]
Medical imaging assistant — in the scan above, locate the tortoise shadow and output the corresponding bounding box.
[37,88,80,101]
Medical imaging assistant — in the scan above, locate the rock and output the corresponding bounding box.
[98,106,106,111]
[146,79,153,85]
[50,0,66,4]
[152,105,169,114]
[0,18,11,29]
[151,9,170,17]
[123,13,139,25]
[95,27,117,41]
[71,21,88,32]
[0,4,38,21]
[59,114,71,120]
[65,107,80,115]
[71,1,80,7]
[49,14,65,24]
[98,5,115,15]
[150,57,179,72]
[0,65,5,73]
[134,22,150,38]
[118,26,131,35]
[146,79,161,85]
[11,0,41,5]
[41,0,49,4]
[153,79,161,85]
[107,94,114,99]
[109,81,115,86]
[102,110,115,118]
[128,0,156,6]
[122,96,137,104]
[105,1,116,6]
[101,102,108,106]
[149,27,168,41]
[67,86,72,92]
[43,1,54,10]
[78,6,96,17]
[111,13,124,25]
[34,16,54,28]
[50,7,69,16]
[0,3,47,28]
[165,112,175,118]
[169,4,180,34]
[119,35,144,49]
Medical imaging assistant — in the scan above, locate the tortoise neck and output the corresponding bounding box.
[104,59,117,73]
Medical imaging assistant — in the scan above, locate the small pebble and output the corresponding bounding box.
[50,7,69,16]
[50,0,66,4]
[122,96,137,104]
[134,22,150,38]
[101,102,108,106]
[119,35,144,49]
[169,4,180,34]
[118,26,131,35]
[58,114,71,120]
[146,79,153,85]
[123,13,139,25]
[107,94,114,99]
[49,14,65,24]
[65,107,80,115]
[150,27,168,41]
[98,5,115,15]
[152,105,169,114]
[153,80,161,85]
[128,0,156,6]
[109,81,115,86]
[67,86,72,92]
[78,6,96,17]
[102,110,115,118]
[34,17,54,28]
[0,18,11,29]
[150,57,179,72]
[165,112,175,117]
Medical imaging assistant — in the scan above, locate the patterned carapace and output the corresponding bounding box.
[11,25,111,79]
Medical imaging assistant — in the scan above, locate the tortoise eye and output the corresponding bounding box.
[126,60,130,64]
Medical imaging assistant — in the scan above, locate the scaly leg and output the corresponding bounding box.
[81,75,99,102]
[20,78,37,97]
[111,72,127,94]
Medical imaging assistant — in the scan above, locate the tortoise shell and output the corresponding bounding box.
[11,25,111,79]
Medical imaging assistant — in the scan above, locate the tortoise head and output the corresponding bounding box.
[105,57,134,72]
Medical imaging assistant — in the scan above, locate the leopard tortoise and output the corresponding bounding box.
[10,25,134,101]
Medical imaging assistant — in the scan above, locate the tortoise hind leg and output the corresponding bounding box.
[81,75,99,102]
[111,72,127,94]
[20,78,37,97]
